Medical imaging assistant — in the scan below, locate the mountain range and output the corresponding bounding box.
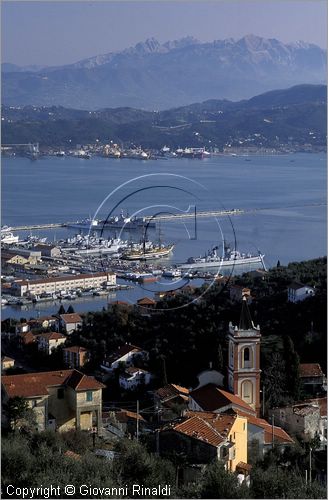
[2,35,326,110]
[2,84,326,150]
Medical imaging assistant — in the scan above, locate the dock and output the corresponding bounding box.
[4,202,325,232]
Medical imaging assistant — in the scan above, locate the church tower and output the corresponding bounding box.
[227,297,261,416]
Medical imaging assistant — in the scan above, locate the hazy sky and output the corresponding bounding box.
[2,0,327,66]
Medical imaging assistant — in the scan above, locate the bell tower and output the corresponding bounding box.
[227,297,261,416]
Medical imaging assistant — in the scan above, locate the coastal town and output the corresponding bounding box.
[2,1,327,498]
[1,218,327,496]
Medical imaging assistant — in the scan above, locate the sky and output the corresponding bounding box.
[2,0,327,66]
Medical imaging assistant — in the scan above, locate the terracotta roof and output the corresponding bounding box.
[20,331,37,344]
[2,369,104,398]
[137,297,156,305]
[38,332,66,341]
[63,346,88,353]
[185,411,241,438]
[65,370,105,391]
[171,416,225,447]
[156,383,190,403]
[235,410,294,444]
[299,363,324,378]
[115,410,145,423]
[304,397,327,417]
[236,462,252,472]
[263,426,294,445]
[190,384,256,415]
[64,450,81,461]
[60,313,83,324]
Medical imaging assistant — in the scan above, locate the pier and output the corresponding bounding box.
[4,203,325,232]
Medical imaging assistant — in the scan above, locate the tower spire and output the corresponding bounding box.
[239,295,254,330]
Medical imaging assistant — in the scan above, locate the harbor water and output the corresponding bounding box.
[2,153,326,319]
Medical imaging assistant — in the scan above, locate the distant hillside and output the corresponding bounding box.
[2,84,326,150]
[2,35,326,110]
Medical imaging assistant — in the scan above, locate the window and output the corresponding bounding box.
[57,388,64,399]
[241,380,253,404]
[242,347,253,369]
[86,391,93,402]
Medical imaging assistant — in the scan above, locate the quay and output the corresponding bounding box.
[6,209,244,232]
[5,202,325,232]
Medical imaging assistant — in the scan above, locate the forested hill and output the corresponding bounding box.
[2,84,326,149]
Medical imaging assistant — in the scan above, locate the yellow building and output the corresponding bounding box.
[160,411,247,472]
[2,369,105,434]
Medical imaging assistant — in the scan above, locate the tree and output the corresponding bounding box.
[67,305,75,314]
[216,344,224,372]
[250,464,326,498]
[283,335,300,400]
[199,461,246,499]
[5,397,36,431]
[58,305,66,315]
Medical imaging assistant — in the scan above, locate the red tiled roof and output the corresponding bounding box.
[156,383,190,403]
[184,411,240,438]
[60,313,83,324]
[64,450,81,460]
[66,370,105,391]
[299,363,324,378]
[190,384,256,415]
[39,332,66,341]
[63,346,88,353]
[2,369,104,398]
[115,410,145,423]
[171,416,225,447]
[137,297,156,305]
[235,410,294,444]
[20,331,37,344]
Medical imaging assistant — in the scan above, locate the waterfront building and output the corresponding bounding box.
[2,369,105,433]
[11,272,116,297]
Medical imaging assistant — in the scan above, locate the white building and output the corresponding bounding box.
[59,313,83,334]
[287,282,315,303]
[37,332,67,355]
[119,367,151,390]
[101,344,148,372]
[11,272,116,297]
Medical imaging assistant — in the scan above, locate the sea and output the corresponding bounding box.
[2,153,326,319]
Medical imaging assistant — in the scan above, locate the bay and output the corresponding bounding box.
[2,153,326,319]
